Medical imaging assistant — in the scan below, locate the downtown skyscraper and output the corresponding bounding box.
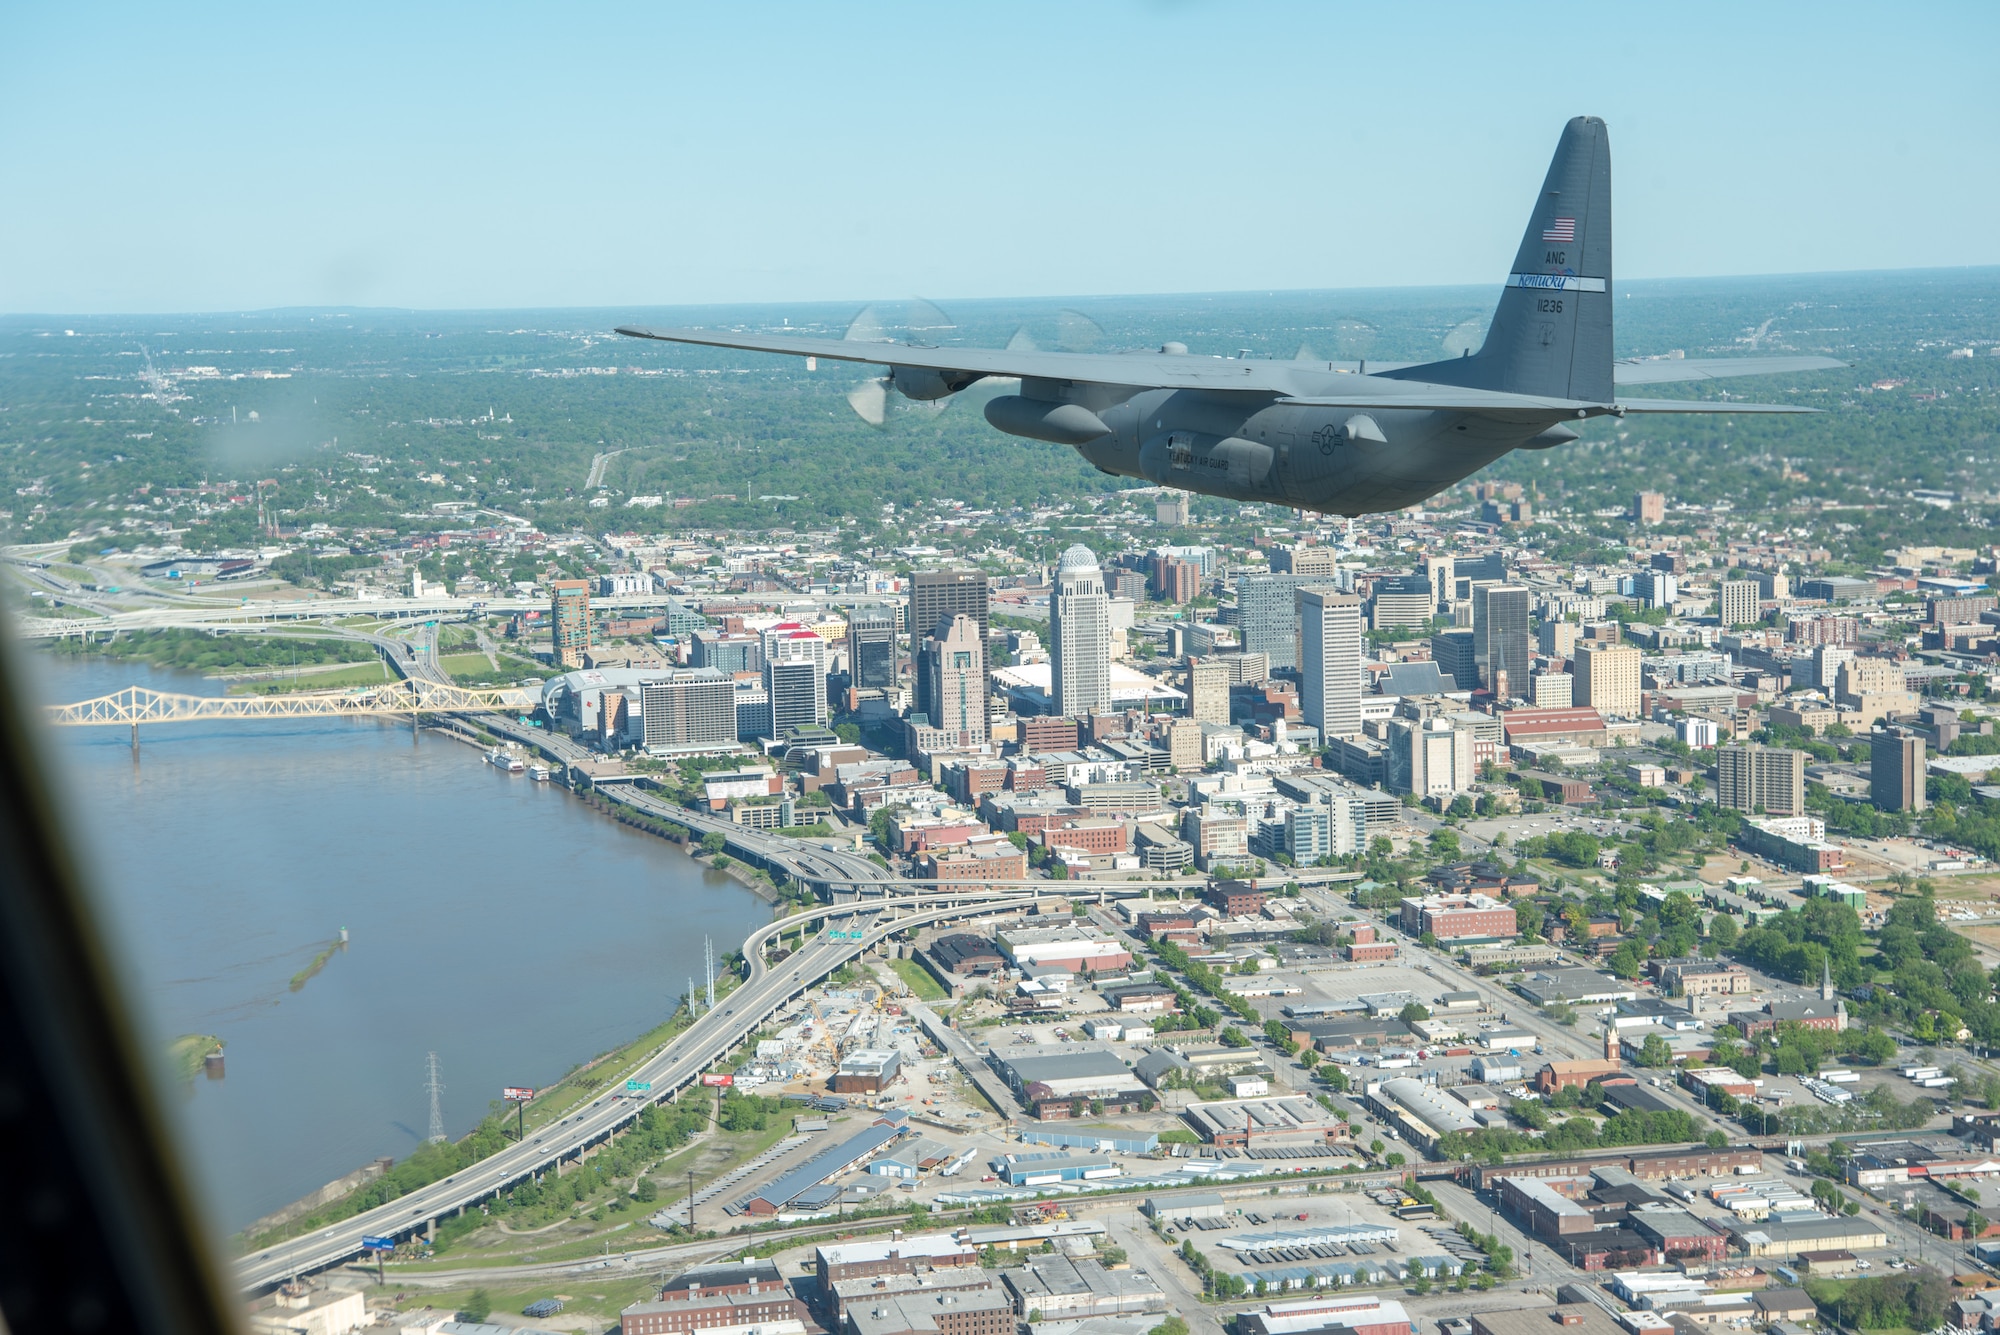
[1051,544,1111,718]
[1298,588,1363,738]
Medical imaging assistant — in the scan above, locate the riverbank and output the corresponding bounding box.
[30,652,769,1230]
[413,718,788,908]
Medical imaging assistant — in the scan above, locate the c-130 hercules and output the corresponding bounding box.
[619,117,1844,516]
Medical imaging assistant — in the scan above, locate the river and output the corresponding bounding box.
[18,652,767,1235]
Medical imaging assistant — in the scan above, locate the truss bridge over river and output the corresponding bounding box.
[44,681,536,727]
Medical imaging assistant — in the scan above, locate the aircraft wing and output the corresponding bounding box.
[1613,355,1848,384]
[1613,397,1817,414]
[616,324,1358,392]
[617,325,1823,413]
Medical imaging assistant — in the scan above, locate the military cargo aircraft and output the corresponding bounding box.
[618,117,1843,516]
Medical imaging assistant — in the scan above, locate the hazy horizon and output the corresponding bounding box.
[4,4,1995,314]
[5,262,1997,324]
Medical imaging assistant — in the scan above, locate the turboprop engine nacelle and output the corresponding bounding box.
[891,366,978,401]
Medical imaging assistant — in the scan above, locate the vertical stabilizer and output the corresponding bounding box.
[1387,116,1613,402]
[1487,115,1613,401]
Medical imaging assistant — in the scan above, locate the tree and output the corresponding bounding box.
[1400,1002,1432,1024]
[1707,912,1739,951]
[1638,1034,1674,1068]
[700,831,725,856]
[1148,1320,1189,1335]
[1514,899,1545,941]
[460,1290,492,1323]
[633,1176,658,1202]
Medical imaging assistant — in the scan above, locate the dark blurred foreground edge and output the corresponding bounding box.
[0,625,242,1334]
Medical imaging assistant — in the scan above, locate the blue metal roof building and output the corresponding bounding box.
[735,1122,905,1214]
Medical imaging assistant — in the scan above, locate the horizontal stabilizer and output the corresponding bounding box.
[1614,354,1849,385]
[1615,397,1819,414]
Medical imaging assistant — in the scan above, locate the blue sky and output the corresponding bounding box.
[2,2,1995,313]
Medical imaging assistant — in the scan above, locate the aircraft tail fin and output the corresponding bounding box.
[1486,115,1613,402]
[1387,116,1614,403]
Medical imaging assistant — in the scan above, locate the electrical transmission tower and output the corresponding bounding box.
[425,1051,446,1143]
[688,977,698,1016]
[704,936,716,1012]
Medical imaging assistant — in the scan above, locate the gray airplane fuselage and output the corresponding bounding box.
[1042,385,1569,516]
[618,117,1836,504]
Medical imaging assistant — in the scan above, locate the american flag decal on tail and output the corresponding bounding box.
[1541,217,1576,243]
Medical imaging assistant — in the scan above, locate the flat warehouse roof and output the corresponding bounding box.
[1217,1224,1399,1252]
[1185,1096,1341,1134]
[1002,1046,1132,1084]
[749,1123,904,1211]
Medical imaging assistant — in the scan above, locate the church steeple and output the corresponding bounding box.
[1821,954,1834,1001]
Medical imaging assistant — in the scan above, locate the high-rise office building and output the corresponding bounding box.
[1051,544,1111,718]
[1298,589,1363,738]
[1871,728,1927,813]
[1235,574,1321,671]
[1187,658,1230,725]
[1634,491,1665,524]
[764,660,822,738]
[639,669,736,752]
[1532,671,1574,709]
[1537,620,1580,659]
[551,579,592,668]
[1575,642,1642,719]
[1716,744,1806,817]
[1284,805,1331,863]
[1634,570,1678,609]
[1152,556,1201,603]
[1719,579,1761,629]
[1751,569,1791,602]
[845,604,898,690]
[691,629,761,675]
[910,570,988,718]
[1386,717,1476,798]
[1808,644,1855,693]
[1421,553,1455,613]
[921,613,987,744]
[1272,545,1338,578]
[1431,629,1478,691]
[1473,584,1531,696]
[1371,578,1435,633]
[761,624,827,737]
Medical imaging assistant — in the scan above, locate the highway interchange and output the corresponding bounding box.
[232,876,1116,1292]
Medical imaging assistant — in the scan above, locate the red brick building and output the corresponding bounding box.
[1397,892,1517,940]
[1135,913,1198,944]
[1205,881,1266,916]
[816,1233,979,1290]
[657,1261,786,1304]
[620,1287,808,1335]
[1041,818,1130,857]
[1019,716,1081,752]
[921,843,1030,883]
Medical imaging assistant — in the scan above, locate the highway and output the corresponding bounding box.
[231,885,1064,1292]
